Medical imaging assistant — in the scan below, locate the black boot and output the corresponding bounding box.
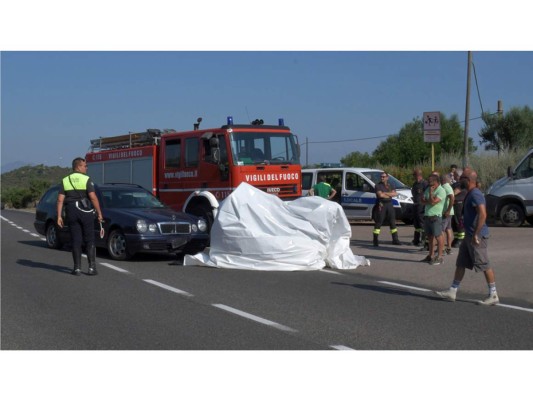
[452,239,462,248]
[373,234,379,247]
[87,243,98,276]
[71,248,82,276]
[392,232,402,245]
[412,231,421,246]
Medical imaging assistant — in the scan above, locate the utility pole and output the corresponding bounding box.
[463,51,472,169]
[497,99,503,156]
[306,137,309,167]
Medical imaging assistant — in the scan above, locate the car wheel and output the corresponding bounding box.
[45,222,62,249]
[107,229,133,260]
[499,203,525,227]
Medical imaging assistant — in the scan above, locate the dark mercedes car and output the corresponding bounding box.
[34,183,209,260]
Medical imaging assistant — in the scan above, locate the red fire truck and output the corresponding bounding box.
[85,117,302,229]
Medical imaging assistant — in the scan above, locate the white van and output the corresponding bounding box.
[302,167,414,223]
[486,147,533,227]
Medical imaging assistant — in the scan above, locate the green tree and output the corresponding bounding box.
[479,106,533,153]
[3,187,33,208]
[370,114,475,167]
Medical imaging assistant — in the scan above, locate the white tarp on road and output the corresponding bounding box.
[184,182,370,271]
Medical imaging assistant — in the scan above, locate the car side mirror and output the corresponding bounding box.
[363,183,371,192]
[507,166,512,178]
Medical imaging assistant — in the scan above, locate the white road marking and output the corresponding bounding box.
[320,269,343,275]
[143,279,193,297]
[497,304,533,313]
[4,214,533,316]
[378,280,431,292]
[330,345,355,350]
[212,304,297,333]
[99,262,131,273]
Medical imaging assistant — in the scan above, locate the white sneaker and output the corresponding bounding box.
[434,288,457,302]
[477,292,499,306]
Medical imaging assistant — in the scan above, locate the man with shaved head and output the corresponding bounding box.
[435,167,499,305]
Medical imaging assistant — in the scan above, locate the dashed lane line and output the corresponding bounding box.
[212,304,297,333]
[379,280,533,313]
[99,262,131,274]
[3,216,533,315]
[378,280,431,292]
[497,304,533,313]
[330,345,356,350]
[320,269,343,275]
[143,279,193,297]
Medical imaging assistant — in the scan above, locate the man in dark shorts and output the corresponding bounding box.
[420,174,446,265]
[435,168,499,305]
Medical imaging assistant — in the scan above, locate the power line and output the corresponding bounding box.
[302,134,390,146]
[472,61,485,115]
[299,112,500,147]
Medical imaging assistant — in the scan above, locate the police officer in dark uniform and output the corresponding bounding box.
[411,168,428,246]
[57,157,104,276]
[451,169,466,247]
[372,172,401,246]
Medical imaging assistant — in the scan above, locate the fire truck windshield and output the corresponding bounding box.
[230,132,300,166]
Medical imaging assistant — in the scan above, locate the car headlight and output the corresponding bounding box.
[148,223,158,233]
[136,219,148,233]
[396,193,408,200]
[197,218,208,232]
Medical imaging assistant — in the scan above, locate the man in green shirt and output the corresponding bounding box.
[441,174,455,255]
[421,174,446,265]
[309,175,337,200]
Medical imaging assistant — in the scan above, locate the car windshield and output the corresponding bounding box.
[229,131,300,165]
[100,188,166,209]
[363,171,410,190]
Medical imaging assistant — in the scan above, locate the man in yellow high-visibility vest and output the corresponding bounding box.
[57,157,104,276]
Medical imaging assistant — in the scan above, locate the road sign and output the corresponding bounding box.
[423,111,441,143]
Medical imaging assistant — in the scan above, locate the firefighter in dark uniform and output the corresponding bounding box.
[372,172,401,246]
[57,157,104,276]
[411,168,428,246]
[451,169,466,247]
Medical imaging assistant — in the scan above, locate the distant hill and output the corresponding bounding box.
[1,161,35,173]
[1,164,70,191]
[1,164,71,208]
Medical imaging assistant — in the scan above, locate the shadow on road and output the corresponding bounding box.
[330,281,478,305]
[18,240,49,249]
[17,258,72,275]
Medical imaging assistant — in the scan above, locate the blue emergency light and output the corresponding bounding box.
[278,118,285,126]
[227,116,233,125]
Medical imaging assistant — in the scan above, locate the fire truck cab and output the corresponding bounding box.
[86,117,302,229]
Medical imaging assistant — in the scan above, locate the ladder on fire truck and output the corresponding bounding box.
[89,128,176,152]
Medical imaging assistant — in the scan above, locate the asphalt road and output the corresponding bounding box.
[2,209,532,350]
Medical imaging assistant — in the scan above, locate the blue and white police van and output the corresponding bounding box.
[302,167,414,223]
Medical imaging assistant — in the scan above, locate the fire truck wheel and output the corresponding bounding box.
[107,229,133,260]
